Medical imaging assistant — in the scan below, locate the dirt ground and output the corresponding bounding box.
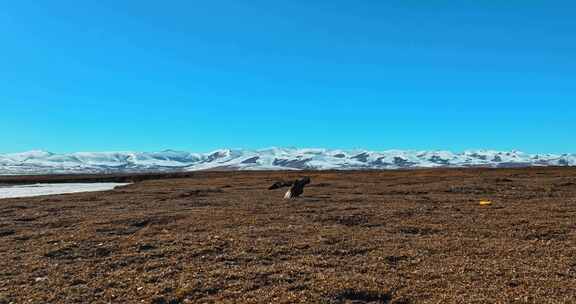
[1,168,576,303]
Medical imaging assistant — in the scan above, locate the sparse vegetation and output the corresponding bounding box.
[1,168,576,303]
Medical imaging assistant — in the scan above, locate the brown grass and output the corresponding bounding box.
[1,168,576,303]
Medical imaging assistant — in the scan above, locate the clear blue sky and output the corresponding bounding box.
[1,1,574,154]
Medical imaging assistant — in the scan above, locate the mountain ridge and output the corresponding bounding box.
[0,148,574,175]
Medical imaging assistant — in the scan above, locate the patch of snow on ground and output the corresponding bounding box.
[0,183,130,199]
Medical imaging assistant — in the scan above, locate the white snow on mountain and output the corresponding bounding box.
[0,148,574,175]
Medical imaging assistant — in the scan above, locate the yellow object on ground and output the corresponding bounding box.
[479,200,493,206]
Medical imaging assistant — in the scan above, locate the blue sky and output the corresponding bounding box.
[1,1,574,154]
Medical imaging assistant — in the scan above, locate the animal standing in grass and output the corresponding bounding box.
[268,177,311,199]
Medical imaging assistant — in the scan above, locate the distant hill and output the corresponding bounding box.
[0,148,574,175]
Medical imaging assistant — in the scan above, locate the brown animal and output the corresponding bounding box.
[268,177,311,199]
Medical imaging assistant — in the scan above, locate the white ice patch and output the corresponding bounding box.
[0,183,130,199]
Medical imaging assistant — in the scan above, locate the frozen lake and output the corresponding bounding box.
[0,183,130,199]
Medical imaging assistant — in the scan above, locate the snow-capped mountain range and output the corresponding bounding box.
[0,148,574,175]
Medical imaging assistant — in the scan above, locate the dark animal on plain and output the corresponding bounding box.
[268,176,311,199]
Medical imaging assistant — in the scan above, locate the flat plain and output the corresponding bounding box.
[1,168,576,303]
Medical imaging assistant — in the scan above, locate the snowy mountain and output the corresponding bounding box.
[0,148,574,175]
